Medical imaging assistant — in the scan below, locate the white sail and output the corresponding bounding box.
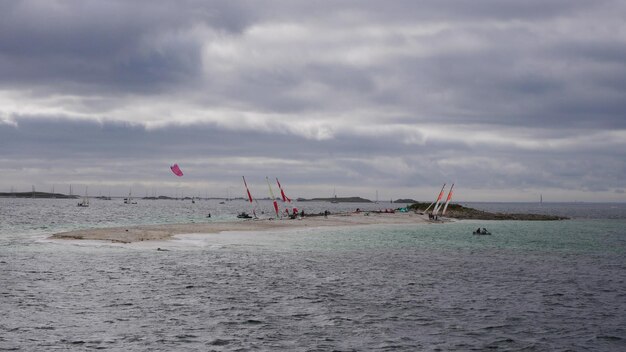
[426,183,446,214]
[441,183,455,216]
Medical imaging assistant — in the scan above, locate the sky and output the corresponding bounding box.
[1,0,625,202]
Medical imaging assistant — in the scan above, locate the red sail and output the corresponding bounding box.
[242,176,253,203]
[276,178,291,203]
[273,200,279,216]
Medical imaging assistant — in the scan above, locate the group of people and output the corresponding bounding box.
[284,207,303,219]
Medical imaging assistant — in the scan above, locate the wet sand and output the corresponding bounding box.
[50,212,431,243]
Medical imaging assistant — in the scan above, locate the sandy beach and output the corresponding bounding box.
[50,212,431,243]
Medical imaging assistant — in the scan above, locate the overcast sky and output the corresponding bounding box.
[1,0,625,201]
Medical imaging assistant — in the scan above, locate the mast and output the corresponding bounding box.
[432,183,447,216]
[243,176,254,203]
[276,177,297,215]
[242,176,257,217]
[441,183,455,216]
[266,177,279,218]
[424,183,446,213]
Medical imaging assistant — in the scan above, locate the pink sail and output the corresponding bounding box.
[276,178,291,203]
[170,164,184,177]
[242,176,253,203]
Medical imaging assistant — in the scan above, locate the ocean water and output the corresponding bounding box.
[1,199,625,351]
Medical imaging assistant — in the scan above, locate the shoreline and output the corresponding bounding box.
[49,212,432,243]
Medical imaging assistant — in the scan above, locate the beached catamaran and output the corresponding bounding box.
[276,178,297,216]
[242,176,258,218]
[441,183,454,216]
[424,183,446,214]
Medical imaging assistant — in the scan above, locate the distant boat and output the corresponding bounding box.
[331,187,338,203]
[124,190,137,204]
[77,187,89,207]
[473,228,491,235]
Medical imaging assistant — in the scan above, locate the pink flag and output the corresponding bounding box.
[170,164,184,177]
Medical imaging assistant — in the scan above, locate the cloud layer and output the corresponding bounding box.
[1,0,625,201]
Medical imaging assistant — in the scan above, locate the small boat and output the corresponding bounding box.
[237,212,252,219]
[77,187,89,207]
[473,228,491,235]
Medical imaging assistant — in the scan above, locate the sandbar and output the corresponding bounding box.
[50,212,431,243]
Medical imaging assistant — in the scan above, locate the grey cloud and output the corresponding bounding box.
[2,117,624,198]
[1,1,626,200]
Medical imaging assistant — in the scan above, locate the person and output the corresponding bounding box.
[476,227,481,233]
[300,209,305,217]
[481,228,487,234]
[324,210,329,218]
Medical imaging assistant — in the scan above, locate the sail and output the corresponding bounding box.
[424,183,446,213]
[431,183,447,215]
[277,178,298,215]
[170,164,184,177]
[266,177,279,217]
[242,176,253,203]
[441,184,454,215]
[276,178,291,203]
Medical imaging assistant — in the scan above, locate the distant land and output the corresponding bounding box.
[297,196,372,203]
[296,197,417,203]
[408,202,567,220]
[0,192,78,199]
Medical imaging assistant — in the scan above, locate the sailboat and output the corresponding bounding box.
[77,187,89,207]
[424,183,446,214]
[276,178,298,218]
[431,184,448,219]
[266,177,280,218]
[331,187,338,203]
[124,189,137,204]
[440,184,455,216]
[239,176,258,219]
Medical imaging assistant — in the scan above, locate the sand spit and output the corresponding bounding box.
[50,212,431,243]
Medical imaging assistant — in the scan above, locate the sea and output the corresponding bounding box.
[1,198,625,351]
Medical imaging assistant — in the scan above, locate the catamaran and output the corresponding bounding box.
[241,176,258,219]
[276,178,298,217]
[440,184,454,216]
[424,183,446,215]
